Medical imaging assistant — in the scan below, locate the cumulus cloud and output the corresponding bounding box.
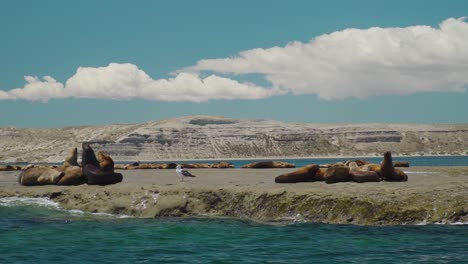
[1,63,282,102]
[2,18,468,102]
[185,17,468,99]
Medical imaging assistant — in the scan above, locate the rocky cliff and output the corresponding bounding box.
[1,116,467,162]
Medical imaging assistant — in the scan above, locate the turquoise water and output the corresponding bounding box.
[1,198,467,263]
[4,155,468,167]
[172,155,468,167]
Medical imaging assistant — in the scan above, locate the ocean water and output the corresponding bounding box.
[4,155,468,168]
[1,198,467,263]
[136,155,468,167]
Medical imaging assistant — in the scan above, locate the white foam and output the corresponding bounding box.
[416,220,428,225]
[447,221,468,225]
[0,197,60,209]
[91,212,132,218]
[0,196,132,219]
[68,209,85,215]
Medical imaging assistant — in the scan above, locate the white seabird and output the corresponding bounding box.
[176,164,196,182]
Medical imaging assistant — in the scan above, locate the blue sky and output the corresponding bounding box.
[1,0,467,127]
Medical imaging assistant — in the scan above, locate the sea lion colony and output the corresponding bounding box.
[18,143,122,186]
[275,151,408,184]
[16,143,407,186]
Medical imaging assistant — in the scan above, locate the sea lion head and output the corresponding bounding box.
[64,147,79,167]
[384,151,393,161]
[348,162,360,171]
[97,151,114,172]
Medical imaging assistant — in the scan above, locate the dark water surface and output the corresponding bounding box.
[1,198,467,264]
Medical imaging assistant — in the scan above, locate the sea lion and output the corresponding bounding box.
[0,165,16,171]
[84,164,123,185]
[394,168,408,181]
[381,151,408,181]
[81,143,123,185]
[393,161,410,167]
[57,166,85,185]
[212,161,234,168]
[361,163,381,173]
[314,168,327,181]
[275,164,320,183]
[81,143,100,168]
[18,166,64,186]
[97,151,114,173]
[323,165,351,184]
[348,162,382,183]
[114,164,127,170]
[242,161,295,169]
[63,147,79,167]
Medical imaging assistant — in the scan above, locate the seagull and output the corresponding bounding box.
[176,164,196,182]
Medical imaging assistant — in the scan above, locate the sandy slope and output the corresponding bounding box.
[1,116,468,162]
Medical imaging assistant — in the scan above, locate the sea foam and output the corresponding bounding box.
[0,196,132,219]
[0,196,60,209]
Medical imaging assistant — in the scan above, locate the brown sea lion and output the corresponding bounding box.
[275,164,320,183]
[354,159,370,166]
[81,143,123,185]
[0,165,16,171]
[57,166,85,185]
[97,151,114,173]
[18,166,64,186]
[394,168,408,182]
[381,151,408,181]
[314,168,327,181]
[361,163,381,173]
[114,164,127,170]
[323,165,351,184]
[84,164,123,185]
[393,161,410,167]
[212,161,234,168]
[81,143,100,168]
[348,162,382,183]
[63,147,79,167]
[242,161,295,169]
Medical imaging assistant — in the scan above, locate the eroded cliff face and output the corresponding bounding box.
[1,116,467,162]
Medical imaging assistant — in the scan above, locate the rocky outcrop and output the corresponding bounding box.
[1,116,468,162]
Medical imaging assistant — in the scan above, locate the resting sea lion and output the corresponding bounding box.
[243,161,295,168]
[57,166,85,185]
[63,147,79,167]
[19,166,64,186]
[394,168,408,182]
[348,162,382,183]
[324,165,351,184]
[381,151,408,181]
[393,161,410,167]
[314,168,327,181]
[275,164,319,183]
[97,151,114,173]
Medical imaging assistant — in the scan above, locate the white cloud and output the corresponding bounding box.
[2,76,66,102]
[185,17,468,99]
[1,63,282,102]
[2,18,467,102]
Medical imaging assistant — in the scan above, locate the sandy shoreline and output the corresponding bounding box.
[1,167,467,225]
